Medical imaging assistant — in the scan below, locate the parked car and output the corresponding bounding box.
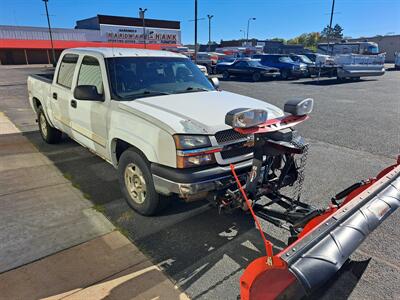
[27,48,285,215]
[195,52,214,74]
[197,64,208,76]
[252,54,307,79]
[289,54,317,77]
[216,59,280,81]
[395,52,400,70]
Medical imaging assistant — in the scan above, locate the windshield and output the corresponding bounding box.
[106,57,214,100]
[299,55,313,64]
[247,60,263,67]
[368,45,379,54]
[278,56,294,63]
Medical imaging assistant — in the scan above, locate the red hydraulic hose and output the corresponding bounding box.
[230,164,274,264]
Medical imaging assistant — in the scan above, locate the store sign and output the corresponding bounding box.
[100,24,180,44]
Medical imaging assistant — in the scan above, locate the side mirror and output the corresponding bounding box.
[74,85,104,101]
[284,98,313,116]
[210,77,220,89]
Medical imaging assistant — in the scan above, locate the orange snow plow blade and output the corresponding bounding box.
[240,159,400,300]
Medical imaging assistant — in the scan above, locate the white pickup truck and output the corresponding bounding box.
[28,48,284,215]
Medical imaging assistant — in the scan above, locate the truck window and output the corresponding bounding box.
[57,54,78,89]
[77,56,104,95]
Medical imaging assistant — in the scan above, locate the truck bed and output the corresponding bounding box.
[30,72,54,83]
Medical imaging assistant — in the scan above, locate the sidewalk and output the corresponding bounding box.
[0,112,187,299]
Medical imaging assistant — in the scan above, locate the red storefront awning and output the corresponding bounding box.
[0,39,177,50]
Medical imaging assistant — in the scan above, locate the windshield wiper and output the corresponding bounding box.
[175,87,209,94]
[122,90,171,100]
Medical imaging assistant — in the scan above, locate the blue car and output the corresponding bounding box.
[252,54,308,79]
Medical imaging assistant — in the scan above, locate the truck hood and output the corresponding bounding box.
[118,90,284,135]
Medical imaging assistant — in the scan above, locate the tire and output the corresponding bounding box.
[222,71,230,80]
[252,72,261,82]
[118,148,168,216]
[37,107,62,144]
[280,69,289,80]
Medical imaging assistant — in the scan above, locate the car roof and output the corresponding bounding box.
[64,47,186,58]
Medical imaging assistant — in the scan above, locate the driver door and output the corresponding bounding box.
[69,55,109,158]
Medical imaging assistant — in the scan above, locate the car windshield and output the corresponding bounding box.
[248,60,263,67]
[299,55,313,64]
[106,57,214,100]
[278,56,294,63]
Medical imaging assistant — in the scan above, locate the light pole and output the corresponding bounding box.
[194,0,198,63]
[42,0,56,66]
[207,14,214,52]
[246,17,256,46]
[139,8,147,48]
[327,0,335,55]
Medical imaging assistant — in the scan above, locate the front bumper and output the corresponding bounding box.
[151,160,252,198]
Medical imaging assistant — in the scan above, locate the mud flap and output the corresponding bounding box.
[241,162,400,300]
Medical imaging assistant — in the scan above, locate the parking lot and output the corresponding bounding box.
[0,65,399,299]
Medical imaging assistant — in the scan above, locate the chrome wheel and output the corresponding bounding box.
[124,163,147,204]
[39,112,48,138]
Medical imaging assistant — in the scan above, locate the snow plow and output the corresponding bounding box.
[215,99,399,299]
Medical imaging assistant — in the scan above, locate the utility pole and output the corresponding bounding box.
[194,0,198,63]
[327,0,335,55]
[139,8,147,48]
[42,0,56,66]
[207,14,214,52]
[246,17,256,46]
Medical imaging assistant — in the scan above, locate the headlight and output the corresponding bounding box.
[176,152,216,168]
[173,135,211,150]
[174,135,218,168]
[225,108,268,128]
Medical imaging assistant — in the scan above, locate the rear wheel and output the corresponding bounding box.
[222,71,230,80]
[252,72,261,82]
[37,107,62,144]
[118,148,169,215]
[280,70,289,80]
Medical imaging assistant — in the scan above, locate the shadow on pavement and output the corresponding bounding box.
[21,130,375,299]
[310,258,371,300]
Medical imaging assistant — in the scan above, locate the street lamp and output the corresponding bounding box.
[207,14,214,52]
[240,29,246,40]
[42,0,56,66]
[139,8,147,48]
[246,17,256,46]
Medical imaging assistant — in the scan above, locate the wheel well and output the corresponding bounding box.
[33,98,42,112]
[114,139,148,164]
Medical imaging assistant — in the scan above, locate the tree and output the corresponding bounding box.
[287,32,321,51]
[321,23,344,41]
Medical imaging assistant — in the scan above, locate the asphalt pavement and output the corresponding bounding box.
[0,65,399,299]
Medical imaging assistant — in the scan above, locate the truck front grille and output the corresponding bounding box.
[215,129,248,144]
[220,146,253,159]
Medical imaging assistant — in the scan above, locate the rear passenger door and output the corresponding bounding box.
[51,53,78,134]
[69,55,109,158]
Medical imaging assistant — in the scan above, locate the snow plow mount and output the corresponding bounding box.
[220,104,399,299]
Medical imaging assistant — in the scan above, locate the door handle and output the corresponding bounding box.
[70,99,77,108]
[52,92,57,100]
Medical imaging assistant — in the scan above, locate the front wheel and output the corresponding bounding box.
[38,107,62,144]
[118,149,169,215]
[252,72,261,82]
[222,71,230,80]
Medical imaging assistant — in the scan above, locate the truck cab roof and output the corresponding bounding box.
[64,47,186,59]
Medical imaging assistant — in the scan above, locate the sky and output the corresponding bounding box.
[0,0,399,44]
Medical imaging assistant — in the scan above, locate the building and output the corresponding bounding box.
[0,14,181,65]
[217,39,306,54]
[347,35,400,63]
